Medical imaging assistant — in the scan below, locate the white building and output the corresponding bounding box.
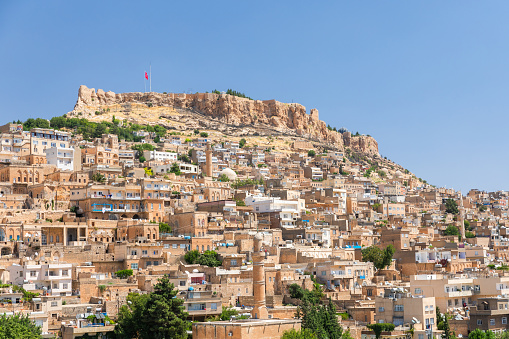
[7,263,73,296]
[143,150,178,162]
[44,147,74,171]
[245,195,305,227]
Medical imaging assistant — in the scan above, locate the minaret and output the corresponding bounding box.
[205,142,212,177]
[251,233,268,319]
[459,192,466,239]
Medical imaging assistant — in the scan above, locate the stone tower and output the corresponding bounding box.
[459,192,466,239]
[251,233,268,319]
[205,142,212,177]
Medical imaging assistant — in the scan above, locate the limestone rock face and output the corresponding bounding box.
[70,85,379,155]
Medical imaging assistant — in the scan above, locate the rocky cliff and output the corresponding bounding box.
[69,85,379,155]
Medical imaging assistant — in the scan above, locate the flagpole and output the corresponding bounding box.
[149,63,152,92]
[144,71,146,93]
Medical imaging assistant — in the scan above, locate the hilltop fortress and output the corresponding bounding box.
[69,85,379,155]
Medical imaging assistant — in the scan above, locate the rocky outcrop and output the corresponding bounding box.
[70,85,379,155]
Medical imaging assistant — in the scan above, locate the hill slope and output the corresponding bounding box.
[68,85,379,155]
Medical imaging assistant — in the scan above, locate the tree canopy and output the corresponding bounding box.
[445,199,459,214]
[443,225,460,236]
[468,329,495,339]
[361,245,395,270]
[0,314,42,339]
[282,328,318,339]
[367,323,395,339]
[184,250,222,267]
[115,269,133,279]
[115,276,189,339]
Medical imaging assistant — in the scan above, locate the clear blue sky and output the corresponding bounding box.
[1,1,508,193]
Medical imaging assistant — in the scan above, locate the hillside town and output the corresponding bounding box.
[0,113,507,339]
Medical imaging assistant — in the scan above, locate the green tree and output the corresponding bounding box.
[436,306,445,330]
[218,174,230,182]
[196,250,222,267]
[170,163,181,175]
[468,329,495,339]
[184,250,200,264]
[0,314,42,339]
[138,155,146,163]
[445,199,459,214]
[465,231,476,238]
[479,205,487,212]
[239,138,246,148]
[288,283,305,299]
[298,298,343,339]
[235,199,246,207]
[115,269,134,279]
[207,306,247,321]
[308,150,316,157]
[93,123,108,138]
[92,172,106,183]
[282,328,318,339]
[200,132,208,137]
[464,219,471,230]
[361,245,395,270]
[367,323,396,339]
[159,222,172,233]
[115,276,188,339]
[444,225,460,236]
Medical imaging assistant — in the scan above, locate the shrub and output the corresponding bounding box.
[115,269,133,279]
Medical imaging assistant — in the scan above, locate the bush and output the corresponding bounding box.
[116,269,134,279]
[444,225,460,236]
[307,150,316,157]
[159,222,171,233]
[0,314,42,338]
[200,132,208,137]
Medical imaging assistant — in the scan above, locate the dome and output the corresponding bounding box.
[394,170,403,177]
[220,168,237,181]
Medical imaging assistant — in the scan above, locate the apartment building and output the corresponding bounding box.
[44,146,74,171]
[375,288,437,330]
[30,128,70,156]
[8,263,73,296]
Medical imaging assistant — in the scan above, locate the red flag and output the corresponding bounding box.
[145,71,148,80]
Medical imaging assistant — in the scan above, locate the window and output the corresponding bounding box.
[322,271,326,276]
[180,281,186,286]
[63,283,68,289]
[231,259,237,266]
[503,318,507,325]
[30,271,36,277]
[131,263,138,269]
[490,319,495,326]
[378,307,384,312]
[477,320,482,325]
[51,301,58,307]
[142,250,148,255]
[415,288,422,294]
[62,270,68,276]
[395,305,404,312]
[172,244,178,249]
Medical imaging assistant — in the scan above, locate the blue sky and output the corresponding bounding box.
[1,1,508,193]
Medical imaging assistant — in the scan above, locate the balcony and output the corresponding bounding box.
[447,290,473,297]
